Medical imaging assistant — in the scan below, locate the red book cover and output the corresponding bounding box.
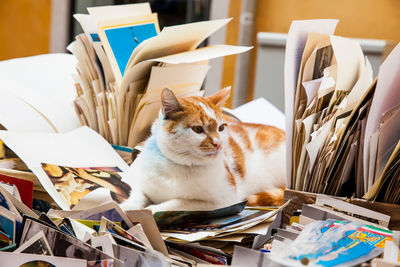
[0,174,33,208]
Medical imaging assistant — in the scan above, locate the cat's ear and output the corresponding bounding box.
[161,88,183,119]
[207,87,231,107]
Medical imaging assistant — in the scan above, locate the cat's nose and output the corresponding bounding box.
[212,139,221,150]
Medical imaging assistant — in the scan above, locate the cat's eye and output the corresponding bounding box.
[218,123,226,132]
[192,126,204,134]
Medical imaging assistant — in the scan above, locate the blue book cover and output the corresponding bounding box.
[104,23,157,77]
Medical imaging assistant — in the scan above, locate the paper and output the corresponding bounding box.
[364,43,400,191]
[284,19,338,188]
[231,97,285,130]
[0,53,80,133]
[0,127,130,210]
[126,18,231,69]
[87,2,152,23]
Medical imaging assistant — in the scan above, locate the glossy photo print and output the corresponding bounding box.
[41,163,131,209]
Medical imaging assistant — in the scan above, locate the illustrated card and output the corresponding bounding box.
[14,230,53,256]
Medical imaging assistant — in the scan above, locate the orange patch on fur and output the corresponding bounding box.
[246,188,284,206]
[162,96,222,134]
[229,136,245,179]
[224,162,236,188]
[253,124,285,151]
[229,123,252,151]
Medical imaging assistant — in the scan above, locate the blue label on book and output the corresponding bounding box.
[105,23,157,76]
[90,33,100,42]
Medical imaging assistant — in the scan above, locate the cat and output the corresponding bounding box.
[120,87,286,212]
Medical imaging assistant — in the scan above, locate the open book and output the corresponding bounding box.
[69,3,251,148]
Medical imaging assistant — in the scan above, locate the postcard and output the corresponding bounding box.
[41,163,130,210]
[90,233,116,257]
[112,243,168,267]
[14,230,53,256]
[99,216,146,248]
[18,216,118,262]
[70,201,133,228]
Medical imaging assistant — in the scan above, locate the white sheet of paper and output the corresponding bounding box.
[87,3,151,23]
[70,218,96,241]
[126,19,231,68]
[0,90,56,132]
[154,44,252,65]
[330,35,364,92]
[303,78,322,106]
[305,117,334,173]
[0,127,129,210]
[375,105,400,181]
[73,14,97,34]
[340,57,373,115]
[232,97,285,130]
[0,53,80,133]
[284,19,338,188]
[364,43,400,191]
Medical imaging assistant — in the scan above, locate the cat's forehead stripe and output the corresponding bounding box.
[198,102,216,120]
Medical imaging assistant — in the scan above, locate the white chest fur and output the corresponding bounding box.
[129,137,235,207]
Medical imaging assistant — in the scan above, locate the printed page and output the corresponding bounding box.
[0,127,130,210]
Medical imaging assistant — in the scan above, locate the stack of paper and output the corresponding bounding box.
[0,180,290,267]
[156,201,287,263]
[285,20,400,202]
[0,184,181,266]
[69,3,251,147]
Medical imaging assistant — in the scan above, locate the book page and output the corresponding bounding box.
[126,18,231,69]
[87,3,151,23]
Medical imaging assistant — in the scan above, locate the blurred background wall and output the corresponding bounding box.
[1,0,400,109]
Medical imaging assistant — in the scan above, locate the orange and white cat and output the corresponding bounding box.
[120,88,286,212]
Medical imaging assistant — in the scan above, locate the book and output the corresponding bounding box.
[69,3,251,148]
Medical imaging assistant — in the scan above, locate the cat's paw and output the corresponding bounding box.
[119,200,146,211]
